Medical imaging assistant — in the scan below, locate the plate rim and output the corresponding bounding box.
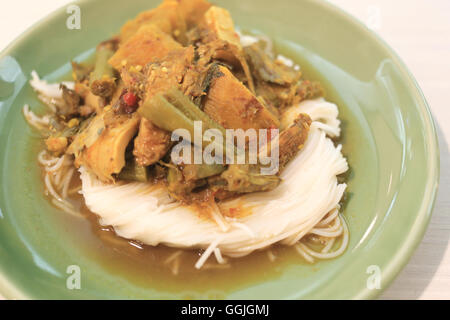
[0,0,440,300]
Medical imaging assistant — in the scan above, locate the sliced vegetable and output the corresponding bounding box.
[138,88,229,153]
[244,42,301,86]
[164,87,227,137]
[182,163,226,180]
[118,158,149,182]
[71,61,93,82]
[167,166,206,200]
[60,84,81,117]
[221,164,281,193]
[90,39,118,98]
[139,93,196,136]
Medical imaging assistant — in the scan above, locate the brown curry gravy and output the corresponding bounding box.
[52,171,333,295]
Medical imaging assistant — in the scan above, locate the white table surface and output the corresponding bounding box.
[0,0,448,300]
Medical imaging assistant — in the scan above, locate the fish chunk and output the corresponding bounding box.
[133,118,171,167]
[109,25,181,71]
[203,65,279,130]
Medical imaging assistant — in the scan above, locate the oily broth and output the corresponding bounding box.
[55,173,309,294]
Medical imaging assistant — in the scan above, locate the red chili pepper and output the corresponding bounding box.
[123,92,137,107]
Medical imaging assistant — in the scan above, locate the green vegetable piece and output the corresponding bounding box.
[90,40,117,98]
[138,90,230,155]
[118,158,149,182]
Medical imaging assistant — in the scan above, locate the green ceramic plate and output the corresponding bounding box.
[0,0,439,299]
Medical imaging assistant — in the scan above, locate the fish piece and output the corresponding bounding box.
[221,164,281,194]
[109,25,182,71]
[202,6,242,53]
[294,80,324,103]
[210,113,311,195]
[276,113,312,170]
[203,65,279,130]
[133,118,171,167]
[199,6,255,92]
[119,1,187,44]
[170,0,212,29]
[144,46,196,101]
[244,43,301,86]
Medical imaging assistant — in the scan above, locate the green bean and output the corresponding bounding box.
[138,92,228,154]
[163,87,227,137]
[118,158,149,182]
[182,163,226,180]
[139,94,197,136]
[90,40,117,98]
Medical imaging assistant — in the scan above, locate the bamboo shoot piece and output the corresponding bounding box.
[76,114,140,183]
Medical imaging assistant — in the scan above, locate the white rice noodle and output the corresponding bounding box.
[213,248,227,265]
[23,104,51,130]
[276,54,300,71]
[39,150,81,219]
[297,215,349,260]
[236,30,259,47]
[30,71,74,100]
[165,250,183,264]
[281,98,341,138]
[210,201,230,232]
[236,31,300,69]
[80,98,349,268]
[294,244,315,264]
[24,71,75,130]
[321,237,336,254]
[28,71,74,112]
